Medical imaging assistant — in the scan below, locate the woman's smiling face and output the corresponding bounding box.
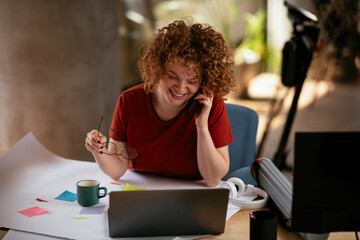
[157,59,201,107]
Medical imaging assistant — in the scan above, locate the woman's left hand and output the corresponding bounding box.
[194,87,213,129]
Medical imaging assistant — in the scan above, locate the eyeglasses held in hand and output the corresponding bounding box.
[97,116,139,160]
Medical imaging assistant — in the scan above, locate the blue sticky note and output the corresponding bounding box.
[55,190,77,202]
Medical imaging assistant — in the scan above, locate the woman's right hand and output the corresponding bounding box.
[85,130,107,155]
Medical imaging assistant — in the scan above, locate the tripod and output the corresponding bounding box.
[273,1,320,170]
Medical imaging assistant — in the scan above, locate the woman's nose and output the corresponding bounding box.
[175,80,187,91]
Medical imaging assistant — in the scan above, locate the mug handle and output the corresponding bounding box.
[98,187,107,199]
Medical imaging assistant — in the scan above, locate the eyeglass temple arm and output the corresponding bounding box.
[110,128,122,142]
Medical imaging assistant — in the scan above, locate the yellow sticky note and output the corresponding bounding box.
[122,183,146,191]
[72,217,87,219]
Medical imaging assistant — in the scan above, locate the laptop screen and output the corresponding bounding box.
[108,188,229,238]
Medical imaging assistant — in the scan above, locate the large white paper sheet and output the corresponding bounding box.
[4,229,203,240]
[3,229,67,240]
[0,132,240,239]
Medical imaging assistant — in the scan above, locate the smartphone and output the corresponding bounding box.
[186,87,202,116]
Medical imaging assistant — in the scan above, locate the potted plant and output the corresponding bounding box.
[233,9,280,99]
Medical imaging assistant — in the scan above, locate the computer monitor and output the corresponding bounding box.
[292,132,360,234]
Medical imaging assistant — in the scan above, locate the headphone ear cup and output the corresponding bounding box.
[282,37,299,87]
[229,186,269,209]
[218,178,269,209]
[226,177,245,197]
[218,181,237,199]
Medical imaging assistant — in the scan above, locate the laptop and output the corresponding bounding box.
[108,188,229,238]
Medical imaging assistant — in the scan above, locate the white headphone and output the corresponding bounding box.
[219,177,269,209]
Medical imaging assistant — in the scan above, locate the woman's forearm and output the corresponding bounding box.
[92,152,129,181]
[196,127,230,187]
[86,132,130,181]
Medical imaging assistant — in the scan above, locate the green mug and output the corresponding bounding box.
[76,179,107,207]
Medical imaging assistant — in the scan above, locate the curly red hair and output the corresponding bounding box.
[138,20,235,98]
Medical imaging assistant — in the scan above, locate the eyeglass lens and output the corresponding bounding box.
[97,117,138,160]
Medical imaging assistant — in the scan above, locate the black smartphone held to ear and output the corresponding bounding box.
[186,87,202,116]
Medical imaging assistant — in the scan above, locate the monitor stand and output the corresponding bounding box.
[300,232,330,240]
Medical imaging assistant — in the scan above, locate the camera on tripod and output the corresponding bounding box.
[281,1,319,87]
[272,1,320,169]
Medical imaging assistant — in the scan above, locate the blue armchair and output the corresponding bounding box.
[223,103,258,185]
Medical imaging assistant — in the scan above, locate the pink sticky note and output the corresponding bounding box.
[18,206,48,217]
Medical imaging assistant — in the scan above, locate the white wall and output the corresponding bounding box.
[0,0,120,161]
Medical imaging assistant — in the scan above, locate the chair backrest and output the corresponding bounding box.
[225,103,258,178]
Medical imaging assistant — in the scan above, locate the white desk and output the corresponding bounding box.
[0,133,231,239]
[0,135,355,240]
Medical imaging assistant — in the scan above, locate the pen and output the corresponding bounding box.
[97,116,103,138]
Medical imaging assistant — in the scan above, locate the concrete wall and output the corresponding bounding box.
[0,0,121,161]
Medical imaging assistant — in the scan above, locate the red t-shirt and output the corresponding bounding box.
[109,84,233,180]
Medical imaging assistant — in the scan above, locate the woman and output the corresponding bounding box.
[85,20,235,187]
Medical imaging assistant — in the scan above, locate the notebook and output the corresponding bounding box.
[108,188,229,238]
